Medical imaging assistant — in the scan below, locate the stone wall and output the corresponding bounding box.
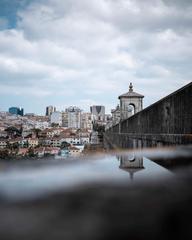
[105,82,192,148]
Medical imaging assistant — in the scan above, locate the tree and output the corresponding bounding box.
[32,128,42,138]
[61,141,70,149]
[0,149,9,159]
[5,126,21,138]
[28,147,36,157]
[51,123,59,127]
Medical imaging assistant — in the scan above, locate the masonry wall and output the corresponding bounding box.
[105,82,192,148]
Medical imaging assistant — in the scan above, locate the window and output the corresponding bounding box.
[127,104,135,116]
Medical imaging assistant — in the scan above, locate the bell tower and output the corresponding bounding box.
[118,83,144,121]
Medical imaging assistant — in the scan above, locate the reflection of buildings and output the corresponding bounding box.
[117,153,144,180]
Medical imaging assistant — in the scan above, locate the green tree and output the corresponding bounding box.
[61,141,70,149]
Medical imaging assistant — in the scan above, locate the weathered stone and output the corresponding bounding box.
[106,82,192,148]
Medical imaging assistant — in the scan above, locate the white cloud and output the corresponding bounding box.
[0,0,191,113]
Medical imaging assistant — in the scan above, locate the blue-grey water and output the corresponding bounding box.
[0,151,173,201]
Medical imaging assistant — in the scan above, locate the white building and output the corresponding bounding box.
[35,121,49,130]
[66,106,81,129]
[0,139,7,149]
[51,112,62,126]
[62,111,68,127]
[81,112,92,129]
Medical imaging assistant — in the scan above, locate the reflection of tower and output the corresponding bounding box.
[118,83,144,120]
[118,153,144,180]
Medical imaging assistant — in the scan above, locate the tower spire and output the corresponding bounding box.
[129,82,133,92]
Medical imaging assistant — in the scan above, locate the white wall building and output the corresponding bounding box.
[51,112,62,126]
[66,106,81,129]
[81,112,92,129]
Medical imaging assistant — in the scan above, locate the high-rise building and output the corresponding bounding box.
[90,105,105,122]
[50,111,62,126]
[9,107,24,116]
[66,106,81,129]
[46,105,56,116]
[81,112,92,129]
[62,111,68,128]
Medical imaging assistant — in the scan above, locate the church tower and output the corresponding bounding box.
[118,83,144,121]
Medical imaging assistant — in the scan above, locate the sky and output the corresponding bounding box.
[0,0,191,115]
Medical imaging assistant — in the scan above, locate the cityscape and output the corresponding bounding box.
[0,83,147,159]
[0,0,192,240]
[0,104,109,158]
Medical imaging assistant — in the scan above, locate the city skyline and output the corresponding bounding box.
[0,0,191,114]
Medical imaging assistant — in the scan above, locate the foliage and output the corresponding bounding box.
[61,141,70,149]
[28,147,36,157]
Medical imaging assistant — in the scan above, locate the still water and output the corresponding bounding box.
[0,150,177,201]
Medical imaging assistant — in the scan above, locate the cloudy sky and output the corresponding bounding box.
[0,0,191,114]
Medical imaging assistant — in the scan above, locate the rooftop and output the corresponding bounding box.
[118,83,144,99]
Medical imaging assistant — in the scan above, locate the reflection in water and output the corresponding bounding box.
[0,148,186,201]
[117,153,145,180]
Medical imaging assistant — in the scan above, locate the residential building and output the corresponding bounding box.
[81,112,92,129]
[62,111,68,127]
[28,138,39,148]
[0,131,8,138]
[69,146,81,156]
[50,137,62,147]
[18,148,28,156]
[0,139,7,149]
[51,112,62,126]
[66,106,81,129]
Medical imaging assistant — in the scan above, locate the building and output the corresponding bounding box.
[46,106,56,116]
[0,139,7,149]
[62,111,68,127]
[50,111,62,126]
[66,106,81,129]
[118,83,144,121]
[69,146,81,156]
[28,138,39,148]
[90,105,105,122]
[9,107,24,116]
[111,105,121,125]
[81,112,92,129]
[50,137,63,147]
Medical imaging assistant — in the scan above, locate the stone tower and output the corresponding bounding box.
[118,83,144,121]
